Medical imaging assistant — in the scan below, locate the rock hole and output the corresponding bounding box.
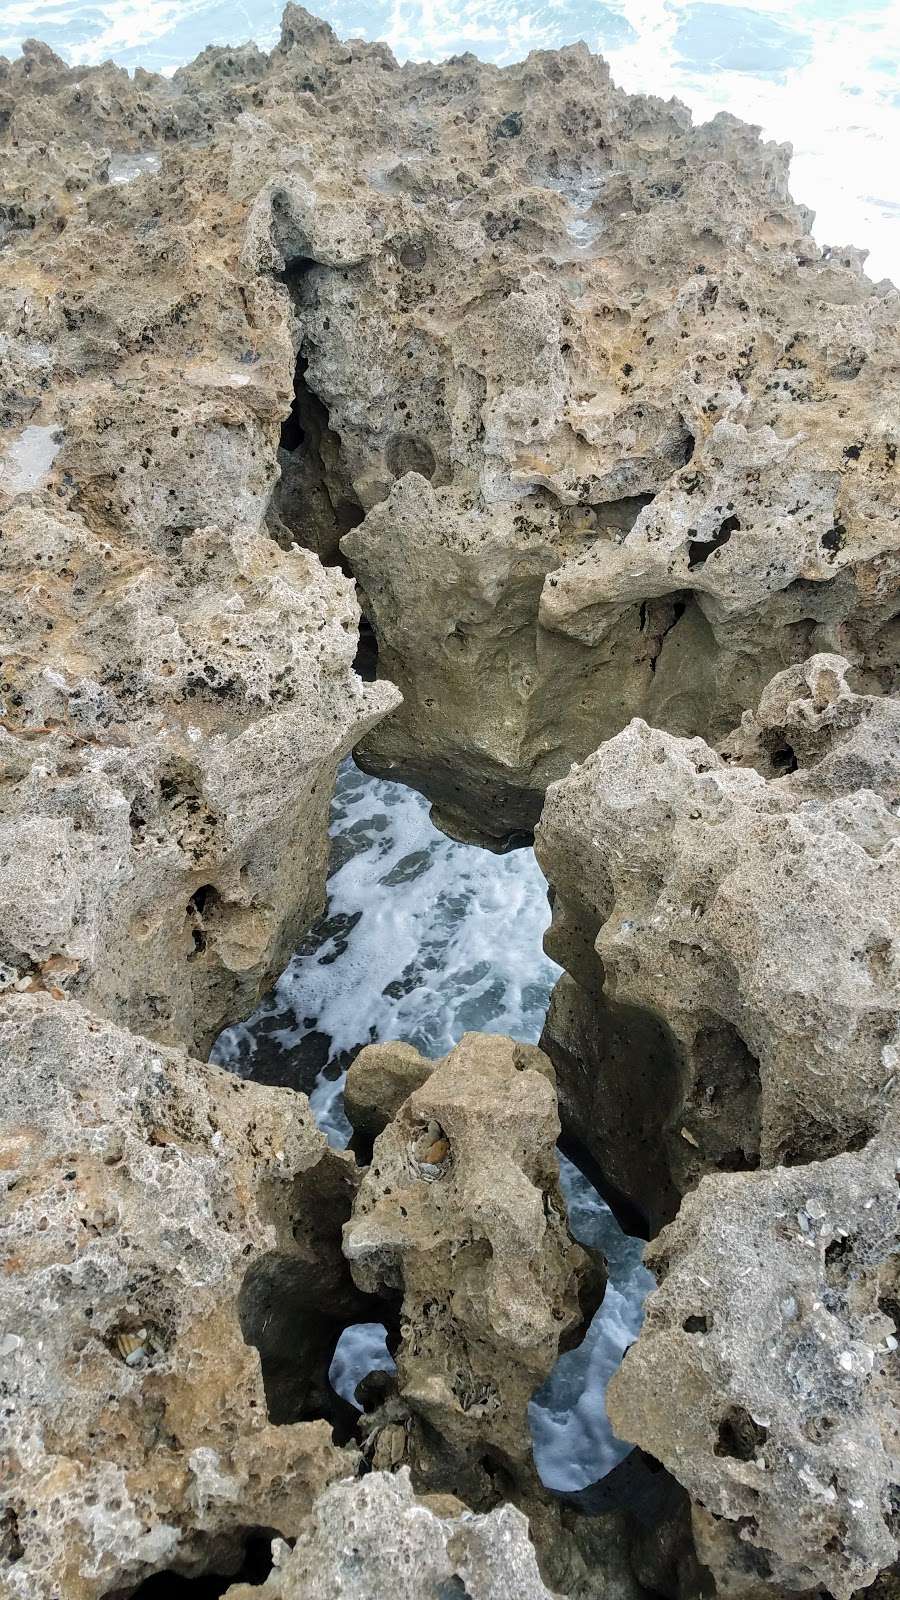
[238,1254,357,1439]
[272,322,365,562]
[687,514,740,570]
[824,1235,855,1288]
[821,522,847,558]
[353,613,379,683]
[683,1313,710,1333]
[385,432,437,482]
[714,1405,767,1461]
[103,1533,275,1596]
[767,740,798,773]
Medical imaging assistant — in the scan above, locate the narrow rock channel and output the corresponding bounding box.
[211,757,653,1491]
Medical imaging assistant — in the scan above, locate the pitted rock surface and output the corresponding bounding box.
[223,1468,559,1599]
[0,993,359,1600]
[4,10,897,856]
[607,1135,900,1599]
[536,655,900,1230]
[342,1033,603,1501]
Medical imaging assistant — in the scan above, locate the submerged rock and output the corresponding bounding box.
[223,1468,559,1599]
[343,1033,603,1501]
[536,655,900,1230]
[0,994,359,1599]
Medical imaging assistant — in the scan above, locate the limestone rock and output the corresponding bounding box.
[0,506,396,1055]
[343,1038,435,1143]
[5,10,896,856]
[0,994,359,1600]
[342,1033,603,1500]
[223,1468,559,1599]
[607,1136,900,1600]
[536,655,900,1230]
[0,25,400,1052]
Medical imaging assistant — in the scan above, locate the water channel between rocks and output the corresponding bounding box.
[211,757,653,1493]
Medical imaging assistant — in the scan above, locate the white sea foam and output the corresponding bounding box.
[328,1321,396,1408]
[529,1154,655,1490]
[214,758,563,1130]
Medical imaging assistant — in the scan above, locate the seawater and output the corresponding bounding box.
[212,756,652,1490]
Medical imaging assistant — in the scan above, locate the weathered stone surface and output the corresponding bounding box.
[607,1135,900,1600]
[536,655,900,1230]
[0,21,400,1053]
[0,507,395,1055]
[6,10,896,856]
[0,993,359,1600]
[343,1038,435,1143]
[223,1468,559,1599]
[342,1033,602,1502]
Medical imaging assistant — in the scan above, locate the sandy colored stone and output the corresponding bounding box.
[223,1468,559,1599]
[607,1134,900,1600]
[0,993,360,1600]
[342,1033,603,1503]
[536,655,900,1230]
[343,1039,436,1142]
[5,12,896,858]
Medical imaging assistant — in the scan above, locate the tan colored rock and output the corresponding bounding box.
[0,506,396,1055]
[607,1134,900,1600]
[536,655,900,1230]
[223,1468,559,1599]
[5,10,896,857]
[342,1033,602,1502]
[0,993,359,1600]
[343,1039,435,1142]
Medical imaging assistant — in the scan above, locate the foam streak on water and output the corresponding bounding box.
[212,757,651,1486]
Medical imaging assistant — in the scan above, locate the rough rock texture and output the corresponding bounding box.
[3,13,900,1600]
[0,25,399,1053]
[0,994,360,1600]
[343,1033,603,1503]
[5,10,895,854]
[537,654,900,1231]
[607,1135,900,1600]
[343,1037,435,1144]
[223,1469,559,1599]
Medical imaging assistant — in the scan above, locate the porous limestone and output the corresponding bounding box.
[223,1468,559,1599]
[607,1134,900,1600]
[0,994,359,1600]
[536,655,900,1231]
[342,1033,603,1503]
[5,11,896,856]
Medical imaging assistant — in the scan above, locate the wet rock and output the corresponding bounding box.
[607,1132,900,1600]
[536,655,900,1230]
[342,1033,603,1501]
[0,993,359,1600]
[222,1468,559,1598]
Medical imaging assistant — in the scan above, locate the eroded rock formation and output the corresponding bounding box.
[0,994,359,1599]
[608,1133,900,1599]
[0,22,399,1054]
[343,1033,603,1503]
[537,655,900,1231]
[2,8,899,1600]
[223,1468,558,1599]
